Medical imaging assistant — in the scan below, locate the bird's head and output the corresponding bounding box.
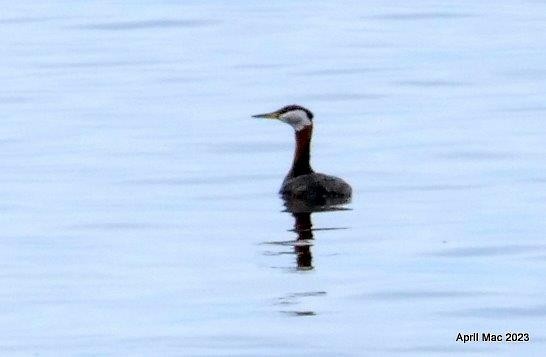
[252,104,314,131]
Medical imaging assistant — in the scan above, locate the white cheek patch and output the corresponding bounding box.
[279,110,312,131]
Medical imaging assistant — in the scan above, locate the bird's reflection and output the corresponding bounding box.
[292,211,313,269]
[267,196,350,270]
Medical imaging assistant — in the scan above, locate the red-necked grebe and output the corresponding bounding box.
[252,105,352,203]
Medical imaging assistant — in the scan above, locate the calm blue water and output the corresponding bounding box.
[2,1,546,355]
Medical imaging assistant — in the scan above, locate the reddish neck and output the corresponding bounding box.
[288,125,314,178]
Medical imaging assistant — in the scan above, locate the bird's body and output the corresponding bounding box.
[253,105,352,204]
[281,172,352,201]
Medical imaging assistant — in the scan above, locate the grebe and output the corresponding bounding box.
[252,105,352,203]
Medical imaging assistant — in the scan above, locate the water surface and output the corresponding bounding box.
[1,1,546,355]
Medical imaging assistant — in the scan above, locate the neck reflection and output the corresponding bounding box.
[274,197,351,271]
[292,211,314,269]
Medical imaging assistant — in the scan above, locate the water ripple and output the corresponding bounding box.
[385,345,492,353]
[445,305,546,318]
[69,222,174,231]
[300,93,386,102]
[75,19,219,30]
[360,184,486,192]
[429,245,546,257]
[0,16,70,24]
[295,68,395,76]
[396,80,472,87]
[122,173,276,186]
[358,290,495,300]
[500,105,546,112]
[39,60,164,69]
[437,151,518,161]
[363,12,475,21]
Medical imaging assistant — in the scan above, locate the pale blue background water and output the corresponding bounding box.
[1,1,546,355]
